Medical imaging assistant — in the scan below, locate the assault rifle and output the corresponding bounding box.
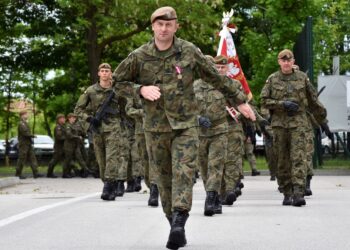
[88,90,118,134]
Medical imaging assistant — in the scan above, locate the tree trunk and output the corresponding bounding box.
[43,109,52,137]
[5,71,12,167]
[85,4,101,85]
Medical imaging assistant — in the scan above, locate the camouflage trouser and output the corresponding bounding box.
[198,133,227,192]
[274,127,308,196]
[93,128,126,182]
[63,143,88,175]
[16,144,38,175]
[305,129,315,176]
[48,146,64,173]
[136,133,154,188]
[145,128,198,217]
[244,139,257,171]
[221,125,244,195]
[88,143,99,175]
[264,137,277,177]
[127,134,142,180]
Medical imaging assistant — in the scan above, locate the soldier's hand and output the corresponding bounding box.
[198,116,211,128]
[283,100,299,112]
[237,103,256,121]
[140,86,161,101]
[86,117,100,127]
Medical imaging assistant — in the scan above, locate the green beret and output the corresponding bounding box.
[151,6,177,23]
[214,55,228,65]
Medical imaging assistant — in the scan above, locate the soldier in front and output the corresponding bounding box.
[113,6,255,249]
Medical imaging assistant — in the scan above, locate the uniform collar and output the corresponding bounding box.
[143,36,182,58]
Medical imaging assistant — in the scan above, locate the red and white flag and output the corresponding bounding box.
[217,9,252,100]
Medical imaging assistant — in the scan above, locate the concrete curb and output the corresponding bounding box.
[0,177,20,189]
[244,169,350,176]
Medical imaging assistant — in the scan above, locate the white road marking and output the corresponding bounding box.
[0,192,99,228]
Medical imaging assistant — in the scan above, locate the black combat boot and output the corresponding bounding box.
[305,175,313,196]
[15,169,26,179]
[148,184,159,207]
[282,195,292,206]
[238,181,244,189]
[166,210,189,250]
[270,176,276,181]
[214,195,222,214]
[80,169,89,178]
[62,173,72,178]
[126,179,135,192]
[222,190,236,206]
[115,180,125,197]
[166,216,172,226]
[134,176,142,192]
[292,185,306,207]
[47,164,57,178]
[292,194,306,207]
[252,169,261,176]
[101,181,115,201]
[234,187,242,197]
[47,173,58,178]
[204,191,216,216]
[33,171,44,178]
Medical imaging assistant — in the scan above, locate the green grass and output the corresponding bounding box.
[0,165,63,177]
[1,155,349,178]
[243,155,350,171]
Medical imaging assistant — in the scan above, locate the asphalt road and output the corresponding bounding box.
[0,176,350,250]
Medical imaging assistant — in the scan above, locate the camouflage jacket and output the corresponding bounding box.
[17,118,33,146]
[53,123,65,150]
[194,79,228,137]
[125,95,144,135]
[113,36,246,132]
[260,70,327,129]
[64,122,82,149]
[74,83,123,133]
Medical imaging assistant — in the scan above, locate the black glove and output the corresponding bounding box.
[256,129,262,137]
[198,116,211,128]
[283,101,299,112]
[86,116,100,127]
[245,125,256,144]
[321,123,333,140]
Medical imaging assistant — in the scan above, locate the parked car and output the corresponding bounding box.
[321,132,346,155]
[0,139,5,160]
[254,134,265,153]
[2,135,54,159]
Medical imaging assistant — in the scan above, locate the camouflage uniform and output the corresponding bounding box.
[87,131,100,177]
[47,122,65,176]
[113,37,246,217]
[261,69,327,197]
[125,95,155,188]
[76,121,89,163]
[242,128,257,173]
[16,118,39,177]
[223,114,244,195]
[264,125,278,178]
[74,84,126,182]
[194,79,227,193]
[62,121,88,176]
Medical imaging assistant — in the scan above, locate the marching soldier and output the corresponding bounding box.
[75,63,127,201]
[62,113,88,178]
[15,111,43,179]
[193,55,228,216]
[261,49,329,207]
[47,114,66,178]
[113,6,255,249]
